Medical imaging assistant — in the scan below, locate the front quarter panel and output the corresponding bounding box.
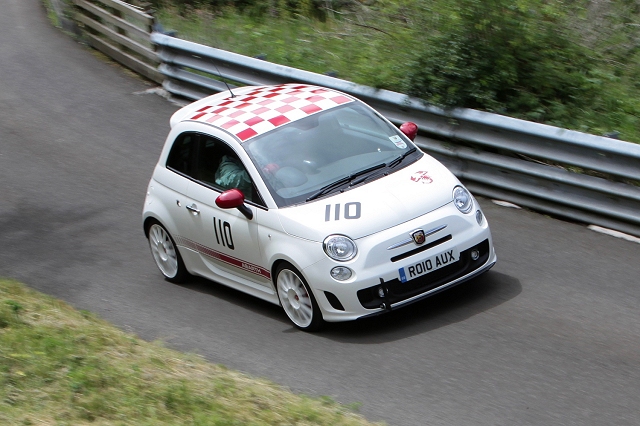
[257,209,325,280]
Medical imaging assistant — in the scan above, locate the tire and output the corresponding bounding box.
[147,222,189,283]
[275,263,323,331]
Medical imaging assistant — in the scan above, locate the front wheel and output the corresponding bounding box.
[147,222,188,283]
[275,263,323,331]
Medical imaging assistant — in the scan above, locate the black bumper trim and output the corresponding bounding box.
[358,256,496,320]
[358,239,492,310]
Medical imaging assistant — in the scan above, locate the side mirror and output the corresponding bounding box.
[399,122,418,141]
[215,189,253,220]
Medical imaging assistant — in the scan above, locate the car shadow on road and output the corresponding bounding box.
[318,271,521,343]
[174,275,292,322]
[176,270,521,343]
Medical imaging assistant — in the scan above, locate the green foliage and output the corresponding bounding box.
[405,0,602,123]
[5,300,24,316]
[154,0,640,141]
[151,0,345,19]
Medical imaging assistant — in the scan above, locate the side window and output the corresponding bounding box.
[166,133,196,177]
[195,136,261,205]
[194,137,221,185]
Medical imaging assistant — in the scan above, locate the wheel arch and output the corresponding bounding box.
[143,214,191,275]
[142,209,179,239]
[266,240,325,305]
[270,259,292,305]
[145,219,190,283]
[272,259,324,330]
[270,259,312,294]
[143,215,160,238]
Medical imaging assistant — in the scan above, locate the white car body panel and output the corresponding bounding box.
[184,182,269,286]
[275,154,460,241]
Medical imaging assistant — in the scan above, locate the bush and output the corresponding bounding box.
[151,0,640,140]
[405,0,603,124]
[150,0,345,19]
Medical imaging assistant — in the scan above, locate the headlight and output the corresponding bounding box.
[453,186,473,214]
[323,235,357,262]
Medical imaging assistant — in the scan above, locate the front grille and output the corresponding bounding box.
[358,239,490,309]
[390,235,452,263]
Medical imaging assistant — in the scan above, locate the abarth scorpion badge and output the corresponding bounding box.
[411,229,426,245]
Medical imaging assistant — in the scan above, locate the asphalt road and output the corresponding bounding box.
[1,1,639,425]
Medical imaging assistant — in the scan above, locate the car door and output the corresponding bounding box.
[155,131,202,267]
[184,135,272,290]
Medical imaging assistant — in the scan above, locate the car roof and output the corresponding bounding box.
[171,84,355,142]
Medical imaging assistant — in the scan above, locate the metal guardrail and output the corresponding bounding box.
[150,33,640,238]
[74,0,162,84]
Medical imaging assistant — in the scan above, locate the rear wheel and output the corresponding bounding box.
[147,222,188,283]
[275,263,323,331]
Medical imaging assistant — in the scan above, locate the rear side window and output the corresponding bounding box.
[166,133,196,177]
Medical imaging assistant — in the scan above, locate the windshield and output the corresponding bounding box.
[243,102,421,207]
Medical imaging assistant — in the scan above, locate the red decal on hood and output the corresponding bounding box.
[411,171,433,184]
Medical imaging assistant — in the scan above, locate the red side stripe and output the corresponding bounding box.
[176,236,271,279]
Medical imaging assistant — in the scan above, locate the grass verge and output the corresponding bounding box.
[0,279,381,425]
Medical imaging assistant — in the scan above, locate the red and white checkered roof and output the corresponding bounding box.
[186,84,354,142]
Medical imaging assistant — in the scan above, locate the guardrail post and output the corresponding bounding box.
[72,0,163,83]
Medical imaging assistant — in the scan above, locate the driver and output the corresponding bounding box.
[215,155,253,199]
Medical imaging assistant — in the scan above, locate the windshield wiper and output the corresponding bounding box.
[349,162,387,186]
[387,147,417,169]
[305,149,417,202]
[306,162,387,202]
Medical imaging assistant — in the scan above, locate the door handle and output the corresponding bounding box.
[186,204,200,215]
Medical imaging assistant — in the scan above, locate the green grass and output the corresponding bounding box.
[153,2,640,143]
[0,279,382,425]
[154,6,417,90]
[42,0,62,27]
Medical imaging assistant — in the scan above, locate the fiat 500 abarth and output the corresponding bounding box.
[142,83,496,330]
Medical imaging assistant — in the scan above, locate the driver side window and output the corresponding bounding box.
[167,132,263,206]
[195,136,260,205]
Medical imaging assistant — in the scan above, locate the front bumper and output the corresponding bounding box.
[358,238,494,311]
[359,245,496,319]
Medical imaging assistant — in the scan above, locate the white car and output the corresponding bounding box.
[143,83,496,330]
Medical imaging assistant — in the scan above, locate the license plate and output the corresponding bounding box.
[398,247,460,283]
